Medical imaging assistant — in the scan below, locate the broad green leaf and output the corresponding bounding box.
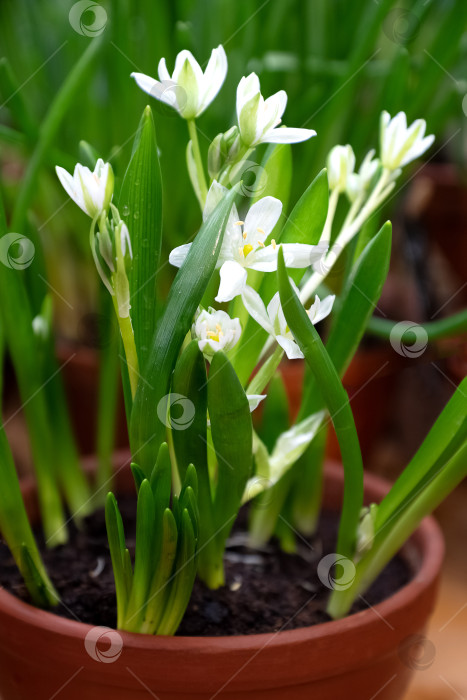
[124,479,156,631]
[140,508,178,635]
[277,247,363,558]
[156,508,197,635]
[130,185,239,477]
[208,351,253,548]
[150,442,172,514]
[171,341,208,483]
[119,106,163,369]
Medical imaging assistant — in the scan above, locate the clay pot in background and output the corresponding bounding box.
[56,341,129,455]
[0,455,444,700]
[416,163,467,301]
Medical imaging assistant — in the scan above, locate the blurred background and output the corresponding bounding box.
[0,1,466,697]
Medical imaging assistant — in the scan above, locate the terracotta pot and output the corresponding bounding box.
[0,453,443,700]
[56,340,129,454]
[280,347,403,459]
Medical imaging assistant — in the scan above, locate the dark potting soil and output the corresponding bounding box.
[0,496,410,636]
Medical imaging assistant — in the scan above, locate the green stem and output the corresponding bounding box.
[366,310,467,343]
[246,345,284,396]
[278,249,364,559]
[187,119,208,206]
[113,300,139,399]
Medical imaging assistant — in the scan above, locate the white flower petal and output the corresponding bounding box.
[241,285,275,335]
[236,73,261,117]
[169,243,192,268]
[244,196,282,241]
[215,260,247,302]
[157,57,171,82]
[247,394,266,412]
[199,45,228,114]
[55,166,87,215]
[281,243,324,268]
[276,334,303,360]
[259,127,316,144]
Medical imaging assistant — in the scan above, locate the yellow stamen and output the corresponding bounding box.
[234,220,245,226]
[257,227,265,234]
[242,244,254,257]
[243,232,248,240]
[206,330,220,342]
[258,240,265,248]
[238,247,244,257]
[215,324,224,337]
[271,239,277,250]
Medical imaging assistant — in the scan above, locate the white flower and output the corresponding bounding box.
[236,73,316,147]
[169,182,325,302]
[192,307,241,359]
[247,394,266,412]
[346,149,380,201]
[380,111,434,171]
[131,46,227,120]
[327,144,355,192]
[241,284,335,359]
[55,159,114,218]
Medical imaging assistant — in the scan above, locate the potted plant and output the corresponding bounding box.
[0,45,465,700]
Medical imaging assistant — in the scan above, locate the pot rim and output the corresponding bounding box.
[0,460,444,653]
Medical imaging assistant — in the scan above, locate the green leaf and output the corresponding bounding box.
[124,479,156,631]
[376,377,467,532]
[130,462,146,493]
[299,221,392,420]
[171,341,208,483]
[0,192,65,545]
[20,545,57,609]
[150,442,172,514]
[209,351,253,550]
[277,247,363,558]
[140,508,178,635]
[130,185,240,477]
[156,508,197,635]
[105,492,128,628]
[119,106,163,370]
[0,429,57,607]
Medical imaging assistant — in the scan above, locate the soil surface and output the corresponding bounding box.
[0,497,410,636]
